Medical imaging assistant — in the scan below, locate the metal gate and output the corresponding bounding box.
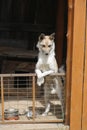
[0,73,65,123]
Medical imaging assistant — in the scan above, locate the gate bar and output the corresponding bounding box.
[1,76,4,122]
[32,76,35,121]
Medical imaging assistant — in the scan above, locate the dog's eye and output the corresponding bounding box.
[42,45,45,47]
[48,45,51,48]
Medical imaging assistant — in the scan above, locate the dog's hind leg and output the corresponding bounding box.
[54,78,64,119]
[42,83,50,116]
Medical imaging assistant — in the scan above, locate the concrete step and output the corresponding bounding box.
[0,123,69,130]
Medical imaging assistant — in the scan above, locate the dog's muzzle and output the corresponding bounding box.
[45,53,49,55]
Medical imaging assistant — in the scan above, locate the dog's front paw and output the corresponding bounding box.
[35,69,43,78]
[37,78,44,86]
[51,88,56,94]
[37,72,43,79]
[37,74,43,79]
[42,112,48,116]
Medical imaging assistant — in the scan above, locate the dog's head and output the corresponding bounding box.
[37,33,55,55]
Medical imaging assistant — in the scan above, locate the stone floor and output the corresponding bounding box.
[0,123,69,130]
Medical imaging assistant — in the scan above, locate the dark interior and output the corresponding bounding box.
[0,0,67,73]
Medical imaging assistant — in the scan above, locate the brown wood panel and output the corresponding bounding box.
[82,9,87,130]
[70,0,86,130]
[55,0,65,66]
[65,0,74,125]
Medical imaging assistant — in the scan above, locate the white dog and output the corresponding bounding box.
[35,33,63,117]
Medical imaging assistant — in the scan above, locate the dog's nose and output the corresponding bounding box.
[45,53,48,55]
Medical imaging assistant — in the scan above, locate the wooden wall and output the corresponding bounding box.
[56,0,67,66]
[0,0,57,50]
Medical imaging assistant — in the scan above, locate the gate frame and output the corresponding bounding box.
[0,73,65,124]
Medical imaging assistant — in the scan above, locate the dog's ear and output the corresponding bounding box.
[39,33,45,41]
[49,33,55,40]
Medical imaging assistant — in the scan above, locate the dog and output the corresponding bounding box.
[35,33,64,117]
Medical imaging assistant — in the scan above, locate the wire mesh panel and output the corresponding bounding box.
[35,75,65,122]
[0,73,65,123]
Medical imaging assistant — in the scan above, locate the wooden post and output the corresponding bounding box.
[70,0,86,130]
[82,8,87,130]
[65,0,74,125]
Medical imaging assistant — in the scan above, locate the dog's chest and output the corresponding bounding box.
[39,55,51,72]
[39,64,50,72]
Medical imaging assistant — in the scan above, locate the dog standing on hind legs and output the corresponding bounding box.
[35,33,64,117]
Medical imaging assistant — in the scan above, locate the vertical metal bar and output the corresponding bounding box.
[1,76,4,122]
[32,76,35,121]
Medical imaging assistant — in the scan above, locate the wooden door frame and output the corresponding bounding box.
[65,0,74,125]
[66,0,86,130]
[55,0,74,125]
[82,5,87,130]
[60,1,87,130]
